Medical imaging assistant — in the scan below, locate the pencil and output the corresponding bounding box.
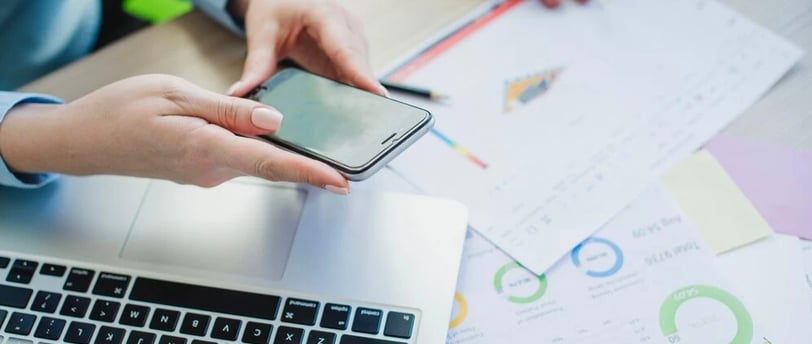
[380,80,448,101]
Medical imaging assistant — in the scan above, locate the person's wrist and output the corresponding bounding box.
[0,103,64,175]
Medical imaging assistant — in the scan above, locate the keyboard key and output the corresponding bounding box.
[13,260,37,270]
[149,309,180,332]
[158,335,187,344]
[65,322,96,344]
[191,341,216,344]
[4,312,36,335]
[93,273,131,299]
[64,268,96,293]
[119,304,150,327]
[40,264,67,277]
[382,312,414,339]
[90,300,121,323]
[281,298,319,326]
[130,277,281,321]
[0,256,9,268]
[6,260,38,284]
[5,271,34,284]
[31,291,62,313]
[351,308,382,335]
[242,321,272,344]
[0,309,6,327]
[34,317,66,340]
[307,330,336,344]
[274,326,303,344]
[95,326,127,344]
[338,335,405,344]
[0,285,33,308]
[320,304,351,330]
[211,317,241,341]
[126,331,157,344]
[60,296,92,318]
[179,313,209,337]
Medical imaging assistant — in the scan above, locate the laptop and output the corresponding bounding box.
[0,175,468,344]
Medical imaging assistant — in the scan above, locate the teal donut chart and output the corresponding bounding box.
[570,237,624,278]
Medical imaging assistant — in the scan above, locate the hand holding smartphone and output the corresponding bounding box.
[246,68,434,181]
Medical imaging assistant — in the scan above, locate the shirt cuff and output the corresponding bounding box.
[193,0,246,37]
[0,92,63,189]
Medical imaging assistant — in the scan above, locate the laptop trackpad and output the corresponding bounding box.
[120,180,306,281]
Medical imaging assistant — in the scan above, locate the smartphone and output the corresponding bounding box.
[246,68,433,181]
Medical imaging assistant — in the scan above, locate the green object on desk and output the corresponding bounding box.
[123,0,193,24]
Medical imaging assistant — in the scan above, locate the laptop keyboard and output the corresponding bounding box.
[0,254,417,344]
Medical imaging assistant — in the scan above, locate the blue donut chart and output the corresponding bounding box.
[571,237,624,278]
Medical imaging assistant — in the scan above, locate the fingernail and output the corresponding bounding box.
[251,107,284,131]
[226,81,242,95]
[325,185,350,196]
[379,84,390,97]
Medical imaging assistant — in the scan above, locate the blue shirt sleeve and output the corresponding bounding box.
[0,91,62,189]
[193,0,246,37]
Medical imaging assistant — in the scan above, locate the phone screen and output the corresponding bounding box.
[257,69,430,169]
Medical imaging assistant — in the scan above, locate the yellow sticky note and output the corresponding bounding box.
[662,149,773,254]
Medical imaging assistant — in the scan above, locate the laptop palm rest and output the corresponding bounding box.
[120,180,306,281]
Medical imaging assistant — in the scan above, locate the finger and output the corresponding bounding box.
[231,19,282,96]
[342,8,389,97]
[303,7,386,96]
[540,0,561,8]
[168,80,284,135]
[223,136,350,194]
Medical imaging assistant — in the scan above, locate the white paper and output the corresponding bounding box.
[717,235,812,344]
[447,185,772,343]
[801,240,812,311]
[386,0,802,274]
[720,0,812,148]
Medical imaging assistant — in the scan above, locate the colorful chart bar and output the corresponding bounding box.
[430,128,489,169]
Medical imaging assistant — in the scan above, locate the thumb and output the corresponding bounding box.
[170,81,283,135]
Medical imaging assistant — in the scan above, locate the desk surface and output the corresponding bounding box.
[20,0,810,149]
[20,0,487,99]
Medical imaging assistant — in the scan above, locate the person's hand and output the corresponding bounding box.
[0,74,350,194]
[225,0,387,97]
[539,0,589,9]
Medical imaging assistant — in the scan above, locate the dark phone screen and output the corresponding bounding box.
[258,69,430,169]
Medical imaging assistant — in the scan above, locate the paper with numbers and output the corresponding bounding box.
[716,234,812,343]
[384,0,802,274]
[446,185,772,343]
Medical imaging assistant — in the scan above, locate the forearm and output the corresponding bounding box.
[0,103,65,175]
[0,92,63,188]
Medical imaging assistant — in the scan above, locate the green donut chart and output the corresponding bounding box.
[493,262,548,304]
[659,285,753,344]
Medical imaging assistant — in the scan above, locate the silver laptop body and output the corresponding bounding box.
[0,175,468,344]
